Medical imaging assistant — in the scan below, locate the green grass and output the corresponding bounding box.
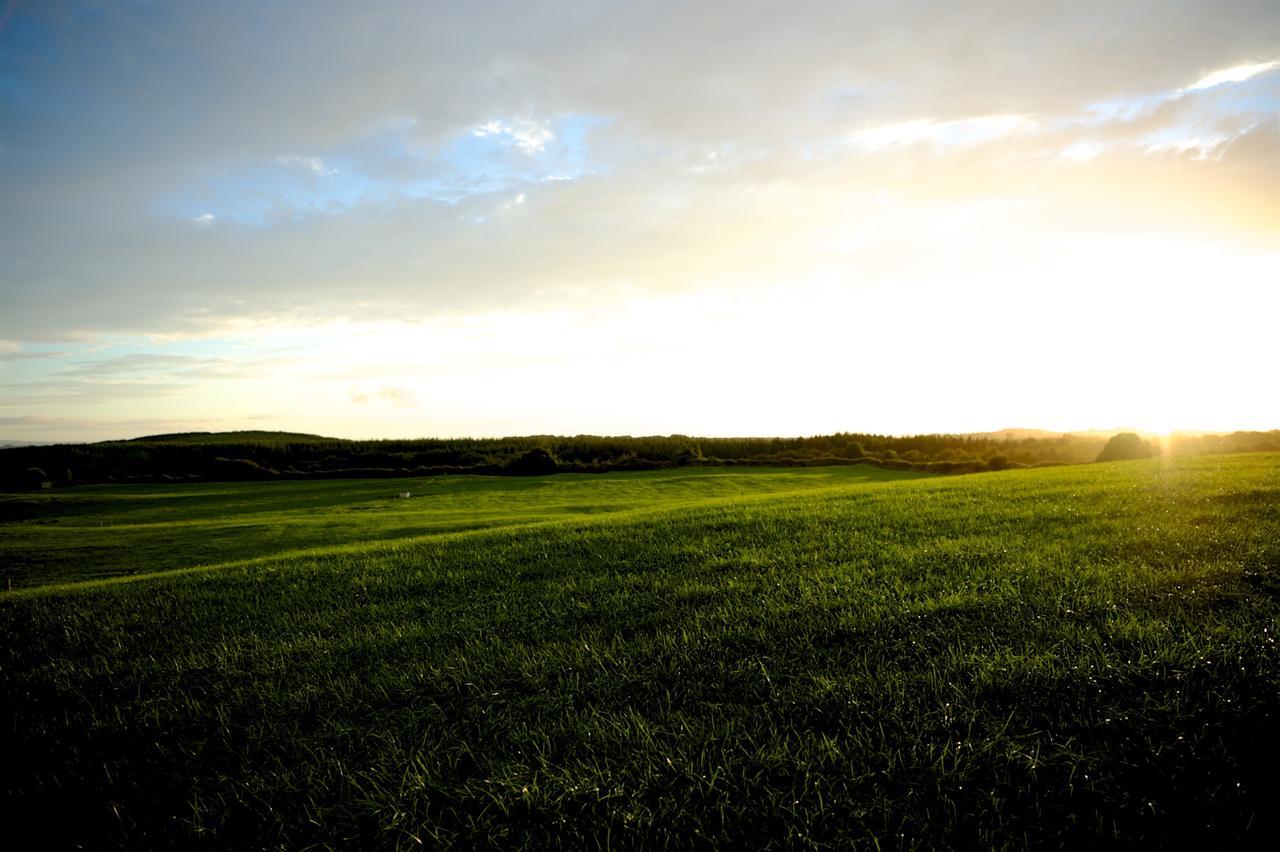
[2,455,1278,848]
[0,465,921,589]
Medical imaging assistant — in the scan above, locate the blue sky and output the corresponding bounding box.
[1,1,1277,441]
[157,113,609,227]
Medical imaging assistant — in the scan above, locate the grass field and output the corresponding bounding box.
[0,465,923,589]
[3,455,1278,848]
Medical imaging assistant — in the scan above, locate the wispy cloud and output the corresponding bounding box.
[851,114,1036,151]
[0,414,279,442]
[350,385,418,407]
[472,118,555,154]
[0,341,69,361]
[1183,59,1280,92]
[0,380,192,405]
[1142,126,1251,160]
[56,353,257,380]
[276,155,337,176]
[1,351,293,405]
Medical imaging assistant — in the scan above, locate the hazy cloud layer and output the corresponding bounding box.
[3,1,1277,341]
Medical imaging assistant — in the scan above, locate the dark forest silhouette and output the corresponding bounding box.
[4,429,1277,488]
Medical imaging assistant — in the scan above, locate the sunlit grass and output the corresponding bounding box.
[0,464,923,589]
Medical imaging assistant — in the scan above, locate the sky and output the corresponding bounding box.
[1,0,1277,443]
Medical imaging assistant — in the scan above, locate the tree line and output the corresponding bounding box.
[3,429,1277,488]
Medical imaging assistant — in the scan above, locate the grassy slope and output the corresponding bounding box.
[2,454,1278,849]
[0,465,921,589]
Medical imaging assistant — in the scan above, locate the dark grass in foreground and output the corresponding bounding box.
[2,455,1278,848]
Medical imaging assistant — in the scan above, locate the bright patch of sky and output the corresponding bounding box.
[1059,140,1108,162]
[159,113,608,226]
[8,236,1277,440]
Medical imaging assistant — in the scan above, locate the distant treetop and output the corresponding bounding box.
[1096,432,1155,463]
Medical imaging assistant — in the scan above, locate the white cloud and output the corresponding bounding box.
[276,155,336,176]
[1143,130,1240,160]
[472,118,554,154]
[1183,59,1280,92]
[497,192,528,215]
[1059,140,1107,162]
[472,120,505,138]
[350,385,418,407]
[851,114,1036,151]
[192,212,215,226]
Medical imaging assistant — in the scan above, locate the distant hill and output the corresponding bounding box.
[117,430,331,445]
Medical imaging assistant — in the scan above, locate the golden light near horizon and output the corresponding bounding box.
[1,2,1277,443]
